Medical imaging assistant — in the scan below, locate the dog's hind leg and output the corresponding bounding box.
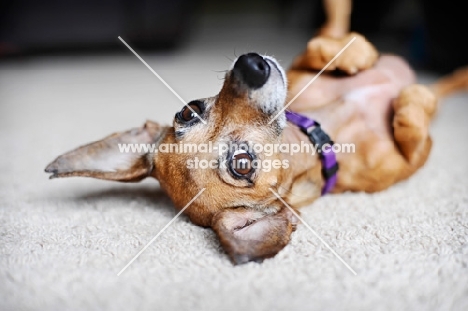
[431,66,468,98]
[392,84,437,167]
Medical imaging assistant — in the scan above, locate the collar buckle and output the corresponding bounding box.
[302,124,333,153]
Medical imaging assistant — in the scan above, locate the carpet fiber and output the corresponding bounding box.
[1,25,468,310]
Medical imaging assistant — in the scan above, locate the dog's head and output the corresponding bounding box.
[157,53,289,224]
[46,54,301,264]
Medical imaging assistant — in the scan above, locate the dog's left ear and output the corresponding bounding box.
[45,121,167,182]
[212,207,298,265]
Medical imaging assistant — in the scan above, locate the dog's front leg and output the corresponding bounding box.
[212,207,298,265]
[291,33,378,75]
[320,0,352,39]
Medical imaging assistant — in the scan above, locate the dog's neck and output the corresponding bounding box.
[278,123,325,206]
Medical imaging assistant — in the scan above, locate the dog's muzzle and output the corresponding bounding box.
[233,53,271,89]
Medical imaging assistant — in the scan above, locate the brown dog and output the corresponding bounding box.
[45,30,467,264]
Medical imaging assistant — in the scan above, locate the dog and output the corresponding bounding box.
[45,13,468,264]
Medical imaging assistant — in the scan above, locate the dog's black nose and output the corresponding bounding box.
[233,53,270,89]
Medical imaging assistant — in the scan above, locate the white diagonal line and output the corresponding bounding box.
[117,188,206,276]
[118,36,206,124]
[269,36,356,124]
[269,188,357,275]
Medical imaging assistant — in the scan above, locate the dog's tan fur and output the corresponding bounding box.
[45,8,468,264]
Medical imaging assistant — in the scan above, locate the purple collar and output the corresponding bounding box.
[285,111,339,195]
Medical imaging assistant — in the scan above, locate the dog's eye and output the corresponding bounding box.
[231,150,253,176]
[179,102,203,122]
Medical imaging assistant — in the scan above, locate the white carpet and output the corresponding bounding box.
[1,23,468,311]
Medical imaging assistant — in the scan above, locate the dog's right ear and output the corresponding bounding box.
[212,207,298,265]
[45,121,168,182]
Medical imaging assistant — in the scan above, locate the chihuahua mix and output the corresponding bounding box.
[45,9,467,263]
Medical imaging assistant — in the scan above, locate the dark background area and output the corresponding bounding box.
[0,0,467,73]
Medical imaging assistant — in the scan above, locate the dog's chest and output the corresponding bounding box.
[341,83,398,137]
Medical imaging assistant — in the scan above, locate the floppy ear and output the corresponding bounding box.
[45,121,167,182]
[212,207,298,265]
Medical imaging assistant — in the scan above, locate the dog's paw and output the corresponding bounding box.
[293,33,378,74]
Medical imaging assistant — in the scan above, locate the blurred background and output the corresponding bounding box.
[0,0,466,73]
[2,0,467,143]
